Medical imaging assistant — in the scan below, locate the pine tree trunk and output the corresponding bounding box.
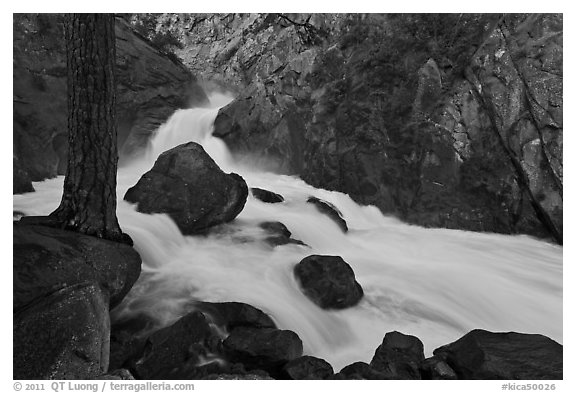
[50,14,127,243]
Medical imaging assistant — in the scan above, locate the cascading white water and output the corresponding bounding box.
[13,93,563,372]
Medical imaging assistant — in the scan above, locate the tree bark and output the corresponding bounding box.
[50,14,128,243]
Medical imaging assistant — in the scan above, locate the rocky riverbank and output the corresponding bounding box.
[109,300,563,380]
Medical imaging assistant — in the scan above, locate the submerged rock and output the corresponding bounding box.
[282,356,334,380]
[433,329,563,380]
[124,142,248,235]
[370,331,425,379]
[259,221,307,247]
[193,301,277,330]
[251,187,285,203]
[306,197,348,232]
[294,254,363,309]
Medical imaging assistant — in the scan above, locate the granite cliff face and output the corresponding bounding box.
[13,14,208,191]
[409,14,562,242]
[164,13,561,243]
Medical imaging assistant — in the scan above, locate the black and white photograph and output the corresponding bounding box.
[10,4,567,389]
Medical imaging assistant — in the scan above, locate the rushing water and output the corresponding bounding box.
[13,93,563,371]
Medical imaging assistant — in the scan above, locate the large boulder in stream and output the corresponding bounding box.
[124,142,248,235]
[433,329,563,380]
[13,223,142,379]
[294,255,363,309]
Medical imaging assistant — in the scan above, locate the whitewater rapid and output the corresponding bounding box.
[13,93,563,371]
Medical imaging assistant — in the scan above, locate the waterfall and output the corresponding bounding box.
[13,93,563,372]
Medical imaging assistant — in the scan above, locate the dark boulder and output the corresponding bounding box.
[307,197,348,232]
[433,329,563,380]
[251,187,284,203]
[124,142,248,235]
[259,221,307,247]
[14,283,109,379]
[223,327,303,375]
[128,311,224,379]
[193,301,277,330]
[109,313,157,371]
[112,302,279,378]
[332,362,393,380]
[370,331,425,379]
[13,223,142,379]
[420,356,458,380]
[13,223,142,312]
[282,356,334,380]
[294,255,363,309]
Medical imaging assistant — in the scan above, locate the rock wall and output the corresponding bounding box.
[173,13,561,243]
[13,14,208,191]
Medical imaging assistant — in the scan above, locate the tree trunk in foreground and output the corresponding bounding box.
[50,14,127,243]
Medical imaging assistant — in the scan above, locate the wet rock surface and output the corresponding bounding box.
[433,329,563,380]
[192,301,277,330]
[14,283,110,379]
[13,223,142,313]
[333,362,393,380]
[294,254,363,309]
[124,142,248,235]
[370,331,425,379]
[259,221,307,247]
[223,327,303,376]
[127,311,223,379]
[251,187,285,203]
[420,356,458,380]
[306,197,348,232]
[282,355,334,380]
[13,223,142,379]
